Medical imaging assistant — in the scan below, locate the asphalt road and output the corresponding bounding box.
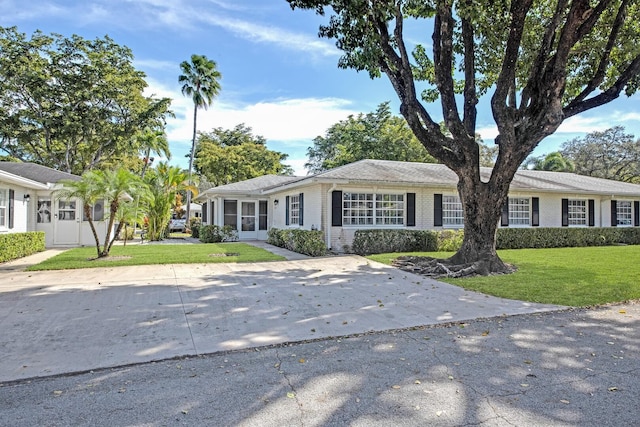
[2,302,638,427]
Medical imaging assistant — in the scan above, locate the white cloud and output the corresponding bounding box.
[144,78,358,171]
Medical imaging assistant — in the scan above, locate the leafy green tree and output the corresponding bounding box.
[143,163,197,241]
[0,27,172,175]
[306,102,436,173]
[288,0,640,276]
[560,126,640,182]
[58,168,147,258]
[179,54,222,220]
[527,151,575,172]
[194,124,293,186]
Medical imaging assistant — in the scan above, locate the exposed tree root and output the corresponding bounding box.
[392,256,516,278]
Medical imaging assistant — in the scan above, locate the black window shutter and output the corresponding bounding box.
[331,191,342,227]
[210,201,214,224]
[501,199,509,227]
[635,201,640,227]
[406,193,416,227]
[202,201,208,224]
[434,194,443,227]
[561,198,569,227]
[8,189,14,229]
[588,199,595,227]
[611,200,617,227]
[532,197,540,226]
[285,196,290,226]
[299,193,304,226]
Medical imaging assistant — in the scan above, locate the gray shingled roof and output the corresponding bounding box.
[198,175,303,197]
[0,162,80,184]
[306,159,640,196]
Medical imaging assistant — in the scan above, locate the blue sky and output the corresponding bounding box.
[3,0,640,175]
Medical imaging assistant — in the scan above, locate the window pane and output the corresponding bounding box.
[617,201,632,226]
[568,199,586,225]
[37,199,52,223]
[224,200,237,229]
[509,197,530,225]
[443,195,464,226]
[289,195,300,225]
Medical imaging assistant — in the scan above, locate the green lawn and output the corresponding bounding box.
[367,246,640,307]
[27,243,285,271]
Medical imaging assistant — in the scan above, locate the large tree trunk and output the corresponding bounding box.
[447,166,511,275]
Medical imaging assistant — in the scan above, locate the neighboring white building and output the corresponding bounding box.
[196,159,640,250]
[0,162,112,247]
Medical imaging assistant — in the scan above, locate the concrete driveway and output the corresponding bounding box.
[0,255,561,383]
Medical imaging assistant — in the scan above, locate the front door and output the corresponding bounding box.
[240,201,258,240]
[54,199,80,245]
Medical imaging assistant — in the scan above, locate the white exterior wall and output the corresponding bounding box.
[271,184,324,231]
[0,184,31,234]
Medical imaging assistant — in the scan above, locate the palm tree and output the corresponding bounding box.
[137,127,171,178]
[142,162,198,241]
[57,171,103,257]
[57,168,147,258]
[179,54,221,221]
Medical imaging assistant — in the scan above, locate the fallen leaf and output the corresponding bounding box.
[414,380,421,385]
[608,387,618,392]
[392,385,401,389]
[299,358,306,363]
[520,384,529,387]
[53,390,63,396]
[524,360,533,365]
[448,375,454,380]
[560,399,570,404]
[181,410,189,415]
[436,410,444,417]
[481,330,490,336]
[118,388,126,393]
[287,392,296,398]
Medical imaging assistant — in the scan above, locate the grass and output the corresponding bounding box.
[27,243,285,271]
[367,246,640,307]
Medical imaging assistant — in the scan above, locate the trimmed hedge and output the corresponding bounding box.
[267,228,327,256]
[349,227,640,255]
[0,232,46,263]
[199,225,238,243]
[496,227,640,249]
[351,229,438,255]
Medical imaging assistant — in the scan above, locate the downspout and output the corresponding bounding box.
[326,183,337,250]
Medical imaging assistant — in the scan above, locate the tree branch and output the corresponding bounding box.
[564,55,640,118]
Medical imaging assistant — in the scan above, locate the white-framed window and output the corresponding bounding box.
[0,188,7,228]
[375,194,404,225]
[289,194,300,225]
[509,197,530,226]
[617,200,633,226]
[37,198,52,223]
[443,195,464,227]
[82,199,105,222]
[343,192,405,226]
[568,199,587,226]
[58,200,76,221]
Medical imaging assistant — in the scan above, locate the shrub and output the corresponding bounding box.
[437,229,464,252]
[199,225,238,243]
[496,227,640,249]
[0,232,46,263]
[190,218,202,238]
[267,228,327,256]
[351,229,438,255]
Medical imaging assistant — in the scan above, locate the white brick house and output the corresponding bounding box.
[196,159,640,250]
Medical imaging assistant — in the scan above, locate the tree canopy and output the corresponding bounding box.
[561,126,640,182]
[194,124,293,187]
[306,102,436,173]
[526,151,576,172]
[287,0,640,276]
[0,27,172,175]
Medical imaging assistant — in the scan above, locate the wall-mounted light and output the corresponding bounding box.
[274,199,279,206]
[23,194,30,202]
